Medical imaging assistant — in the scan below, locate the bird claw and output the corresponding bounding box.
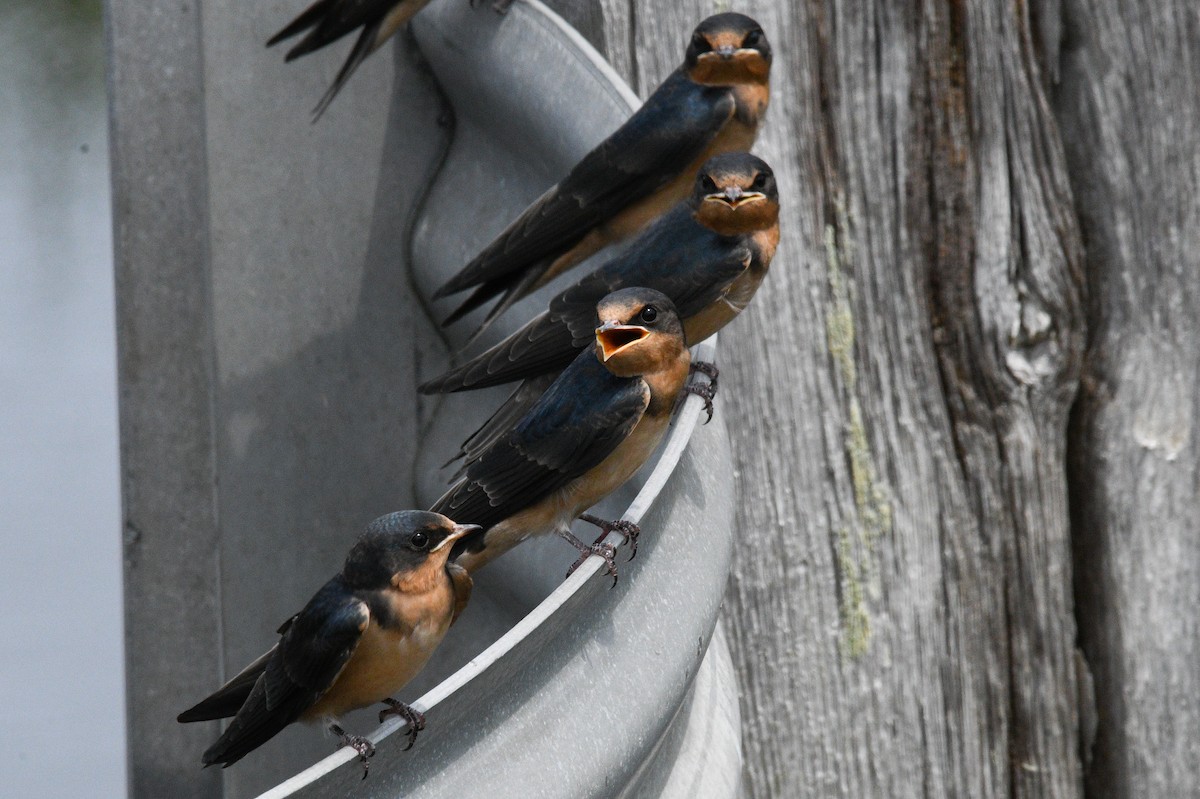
[330,724,375,779]
[566,542,619,585]
[689,361,719,394]
[683,382,715,423]
[580,513,641,560]
[379,699,426,751]
[560,529,619,586]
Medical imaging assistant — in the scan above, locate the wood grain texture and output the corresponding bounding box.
[1055,2,1200,796]
[550,0,1098,795]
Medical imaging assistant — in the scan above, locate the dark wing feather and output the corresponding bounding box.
[267,0,338,48]
[308,22,382,120]
[434,72,735,302]
[177,646,278,723]
[449,375,557,476]
[550,211,753,331]
[432,352,649,532]
[424,207,751,393]
[268,0,418,119]
[269,0,392,57]
[420,313,578,394]
[197,582,369,767]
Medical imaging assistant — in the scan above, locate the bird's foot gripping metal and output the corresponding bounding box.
[378,698,427,751]
[682,382,716,424]
[560,529,619,585]
[329,723,375,780]
[580,512,642,560]
[689,361,720,394]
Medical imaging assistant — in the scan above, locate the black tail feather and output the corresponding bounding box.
[309,22,381,120]
[267,0,335,49]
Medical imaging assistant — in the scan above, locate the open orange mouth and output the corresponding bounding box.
[595,323,650,361]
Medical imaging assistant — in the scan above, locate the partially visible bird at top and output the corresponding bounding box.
[432,288,706,580]
[177,511,478,775]
[268,0,517,120]
[433,12,773,338]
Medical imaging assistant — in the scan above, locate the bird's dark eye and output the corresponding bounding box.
[700,174,718,193]
[640,306,658,324]
[751,172,768,190]
[410,531,430,550]
[692,32,711,52]
[743,30,763,48]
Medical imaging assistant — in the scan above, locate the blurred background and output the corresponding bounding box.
[0,1,125,796]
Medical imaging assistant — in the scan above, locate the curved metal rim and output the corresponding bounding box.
[256,2,720,794]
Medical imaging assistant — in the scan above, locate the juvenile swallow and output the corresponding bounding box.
[178,511,478,773]
[268,0,434,119]
[432,288,701,578]
[434,13,773,335]
[420,152,779,397]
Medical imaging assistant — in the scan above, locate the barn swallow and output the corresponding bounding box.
[432,288,700,579]
[268,0,435,119]
[177,511,478,774]
[434,13,773,336]
[420,152,779,399]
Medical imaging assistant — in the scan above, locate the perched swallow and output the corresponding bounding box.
[268,0,435,119]
[432,288,700,579]
[420,152,779,397]
[178,511,478,773]
[434,13,773,335]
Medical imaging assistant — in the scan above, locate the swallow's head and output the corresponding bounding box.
[690,152,780,235]
[685,13,771,85]
[342,511,482,588]
[594,288,686,377]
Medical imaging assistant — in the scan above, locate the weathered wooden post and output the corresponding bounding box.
[1057,1,1200,795]
[566,0,1199,796]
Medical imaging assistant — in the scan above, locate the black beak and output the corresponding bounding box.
[723,186,744,204]
[716,44,736,59]
[433,523,483,552]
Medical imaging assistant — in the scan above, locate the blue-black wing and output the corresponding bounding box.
[421,207,749,392]
[191,581,369,767]
[431,352,650,531]
[435,72,735,305]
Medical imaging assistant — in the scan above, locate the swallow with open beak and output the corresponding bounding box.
[267,0,433,119]
[434,13,773,336]
[420,152,779,403]
[432,288,700,579]
[178,511,477,774]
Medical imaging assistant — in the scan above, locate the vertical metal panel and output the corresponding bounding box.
[108,0,222,794]
[111,0,447,793]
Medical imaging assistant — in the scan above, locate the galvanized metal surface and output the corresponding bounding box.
[111,0,740,796]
